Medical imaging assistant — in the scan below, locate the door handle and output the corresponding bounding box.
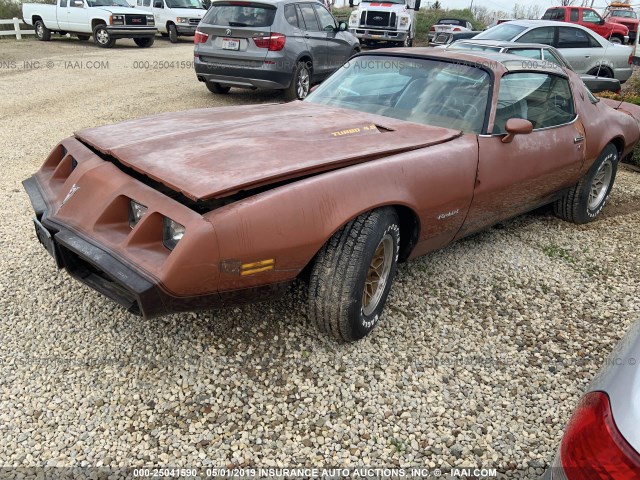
[584,55,590,58]
[304,34,310,38]
[574,135,584,144]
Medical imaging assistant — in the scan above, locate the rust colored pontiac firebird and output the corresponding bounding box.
[24,49,640,342]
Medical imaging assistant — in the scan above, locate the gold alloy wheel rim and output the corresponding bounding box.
[362,234,393,316]
[588,159,613,210]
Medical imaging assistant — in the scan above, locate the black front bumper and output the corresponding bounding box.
[23,176,289,319]
[106,26,157,39]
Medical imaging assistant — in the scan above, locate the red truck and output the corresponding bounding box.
[543,6,629,44]
[604,3,639,45]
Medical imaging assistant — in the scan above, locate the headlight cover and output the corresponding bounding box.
[129,200,148,228]
[349,11,358,26]
[399,15,409,27]
[163,217,185,250]
[146,15,155,25]
[111,14,125,25]
[176,17,189,24]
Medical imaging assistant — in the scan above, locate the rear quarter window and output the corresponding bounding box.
[203,1,277,27]
[284,3,299,28]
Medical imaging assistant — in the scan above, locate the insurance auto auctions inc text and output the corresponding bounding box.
[202,467,498,478]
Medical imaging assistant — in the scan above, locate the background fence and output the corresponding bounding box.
[0,17,34,39]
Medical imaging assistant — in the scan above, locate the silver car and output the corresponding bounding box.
[473,20,633,83]
[193,0,360,100]
[447,40,621,93]
[544,320,640,478]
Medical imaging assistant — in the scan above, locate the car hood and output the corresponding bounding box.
[75,102,462,201]
[167,7,206,16]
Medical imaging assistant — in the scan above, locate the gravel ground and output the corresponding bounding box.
[0,39,639,477]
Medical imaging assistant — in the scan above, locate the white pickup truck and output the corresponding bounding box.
[348,0,421,47]
[23,0,157,48]
[132,0,205,43]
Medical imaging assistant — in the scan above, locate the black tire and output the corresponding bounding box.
[34,20,51,41]
[206,82,231,94]
[77,34,90,41]
[168,23,178,43]
[284,61,311,101]
[588,66,614,78]
[134,36,155,48]
[609,35,623,44]
[402,32,411,47]
[554,143,618,224]
[93,24,115,48]
[308,207,400,342]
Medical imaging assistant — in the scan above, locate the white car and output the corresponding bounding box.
[473,20,633,83]
[23,0,157,48]
[428,18,473,42]
[348,0,420,47]
[134,0,205,43]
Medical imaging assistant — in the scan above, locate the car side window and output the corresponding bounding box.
[507,48,542,60]
[570,9,579,21]
[582,9,602,23]
[70,0,83,7]
[557,27,590,48]
[60,0,67,6]
[143,0,151,6]
[284,4,299,28]
[493,73,575,134]
[542,49,564,66]
[298,3,320,31]
[586,30,602,48]
[518,27,555,46]
[313,4,336,31]
[542,8,564,20]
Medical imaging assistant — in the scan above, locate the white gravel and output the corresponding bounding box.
[0,38,639,477]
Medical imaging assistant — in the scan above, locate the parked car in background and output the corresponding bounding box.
[428,18,474,42]
[23,49,640,342]
[348,0,420,47]
[447,40,621,93]
[194,0,360,100]
[604,3,639,45]
[484,19,515,31]
[23,0,157,47]
[542,6,629,44]
[134,0,205,43]
[543,319,640,479]
[474,21,633,83]
[429,30,479,47]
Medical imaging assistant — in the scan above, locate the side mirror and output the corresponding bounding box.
[338,21,347,31]
[74,0,83,5]
[599,18,605,25]
[501,118,533,143]
[414,0,420,9]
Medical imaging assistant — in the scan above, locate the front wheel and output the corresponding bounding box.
[168,23,178,43]
[554,143,618,224]
[134,36,155,48]
[284,61,311,101]
[34,20,51,41]
[308,207,400,342]
[93,24,115,48]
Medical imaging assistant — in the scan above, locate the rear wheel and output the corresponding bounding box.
[284,61,310,101]
[93,24,115,48]
[554,143,618,224]
[35,20,51,41]
[206,82,231,94]
[134,36,155,48]
[588,66,614,78]
[308,207,400,342]
[168,23,178,43]
[77,34,90,41]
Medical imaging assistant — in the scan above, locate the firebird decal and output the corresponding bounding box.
[437,209,460,220]
[61,184,79,207]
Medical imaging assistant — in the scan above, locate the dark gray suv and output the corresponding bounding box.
[194,0,360,100]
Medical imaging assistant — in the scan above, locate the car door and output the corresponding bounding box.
[297,2,327,75]
[555,26,603,75]
[313,3,350,71]
[457,72,586,237]
[580,8,607,38]
[66,0,89,32]
[284,3,309,55]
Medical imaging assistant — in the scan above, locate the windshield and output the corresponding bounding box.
[305,56,491,134]
[474,23,527,41]
[166,0,203,8]
[203,2,276,27]
[610,10,637,18]
[87,0,131,6]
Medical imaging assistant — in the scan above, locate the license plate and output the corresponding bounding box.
[33,217,60,265]
[222,38,240,50]
[371,34,381,39]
